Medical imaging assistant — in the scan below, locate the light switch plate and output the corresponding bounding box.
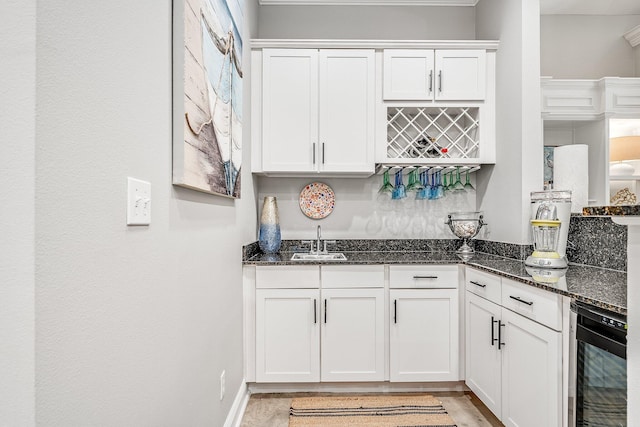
[127,177,151,226]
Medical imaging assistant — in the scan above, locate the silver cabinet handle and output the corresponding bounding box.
[470,280,486,288]
[312,143,316,164]
[413,275,438,279]
[322,143,325,164]
[428,70,433,92]
[438,70,442,92]
[509,295,534,306]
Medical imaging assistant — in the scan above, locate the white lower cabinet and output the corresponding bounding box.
[255,288,320,383]
[465,275,562,427]
[321,288,385,381]
[255,265,385,383]
[465,291,502,415]
[390,289,459,381]
[500,308,561,427]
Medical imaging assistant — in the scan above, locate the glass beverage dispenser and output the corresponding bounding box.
[525,191,571,269]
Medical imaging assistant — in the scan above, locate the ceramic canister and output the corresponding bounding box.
[258,196,281,254]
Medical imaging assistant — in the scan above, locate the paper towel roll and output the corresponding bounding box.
[554,144,589,213]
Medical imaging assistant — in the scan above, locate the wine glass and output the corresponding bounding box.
[392,170,406,200]
[451,166,465,191]
[428,170,438,200]
[406,169,424,193]
[464,167,475,191]
[434,171,445,199]
[378,169,394,194]
[416,169,430,200]
[441,171,449,195]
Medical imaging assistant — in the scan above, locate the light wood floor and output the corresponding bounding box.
[240,391,503,427]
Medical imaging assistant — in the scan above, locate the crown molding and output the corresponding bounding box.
[624,25,640,48]
[258,0,477,5]
[250,39,499,50]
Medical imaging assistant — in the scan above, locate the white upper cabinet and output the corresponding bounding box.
[435,50,486,100]
[383,49,435,100]
[383,49,486,101]
[319,50,376,173]
[262,49,319,173]
[259,48,375,175]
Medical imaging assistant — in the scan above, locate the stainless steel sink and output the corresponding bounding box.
[290,252,347,261]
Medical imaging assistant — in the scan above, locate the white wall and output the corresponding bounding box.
[34,1,257,426]
[628,224,640,427]
[258,175,477,240]
[541,15,640,79]
[258,5,476,39]
[475,0,542,244]
[0,0,36,425]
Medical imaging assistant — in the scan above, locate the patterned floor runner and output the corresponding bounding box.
[289,394,457,426]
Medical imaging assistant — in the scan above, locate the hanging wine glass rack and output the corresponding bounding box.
[386,106,481,164]
[375,164,481,175]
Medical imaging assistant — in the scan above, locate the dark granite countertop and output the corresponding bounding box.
[583,205,640,216]
[244,251,627,316]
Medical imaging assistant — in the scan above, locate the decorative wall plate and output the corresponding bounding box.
[299,182,335,219]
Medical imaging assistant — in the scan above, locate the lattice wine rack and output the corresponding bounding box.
[386,106,480,164]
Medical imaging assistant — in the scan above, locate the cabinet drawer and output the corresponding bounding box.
[322,265,384,288]
[501,278,562,331]
[465,268,501,304]
[389,265,458,289]
[256,265,320,289]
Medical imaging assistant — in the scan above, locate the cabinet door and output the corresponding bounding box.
[465,292,502,417]
[321,288,385,382]
[319,49,375,173]
[262,49,318,172]
[390,289,459,382]
[435,49,486,100]
[501,309,561,427]
[383,49,434,100]
[256,289,320,382]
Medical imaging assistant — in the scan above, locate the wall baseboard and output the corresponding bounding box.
[224,380,250,427]
[247,380,468,395]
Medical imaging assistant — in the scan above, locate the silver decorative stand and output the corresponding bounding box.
[446,213,485,259]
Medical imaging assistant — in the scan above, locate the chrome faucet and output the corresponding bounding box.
[301,225,336,254]
[316,225,322,254]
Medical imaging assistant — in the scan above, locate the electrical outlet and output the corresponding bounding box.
[220,370,225,401]
[127,177,151,226]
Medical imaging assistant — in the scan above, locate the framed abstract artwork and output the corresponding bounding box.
[172,0,243,198]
